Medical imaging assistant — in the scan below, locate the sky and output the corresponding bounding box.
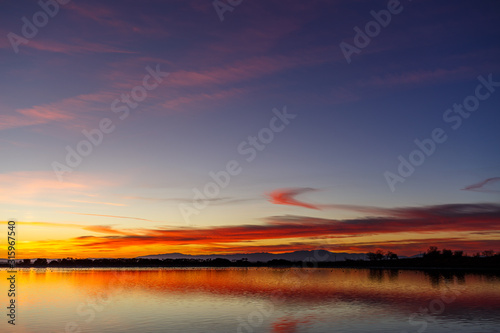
[1,0,499,259]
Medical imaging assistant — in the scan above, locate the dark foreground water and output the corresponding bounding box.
[1,267,499,333]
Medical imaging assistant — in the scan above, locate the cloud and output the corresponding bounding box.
[65,203,500,253]
[161,87,248,111]
[83,225,134,235]
[123,195,256,206]
[27,39,136,54]
[360,67,475,88]
[271,316,313,333]
[70,200,126,207]
[268,188,320,210]
[0,91,116,131]
[192,237,500,256]
[166,52,328,88]
[0,171,88,206]
[2,221,83,229]
[67,2,171,38]
[61,212,158,223]
[462,177,500,192]
[267,187,395,215]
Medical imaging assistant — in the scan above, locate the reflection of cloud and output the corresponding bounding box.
[272,316,313,333]
[462,177,500,192]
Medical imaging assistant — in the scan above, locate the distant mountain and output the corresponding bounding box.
[137,250,368,262]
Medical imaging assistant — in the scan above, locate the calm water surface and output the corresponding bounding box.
[1,268,499,333]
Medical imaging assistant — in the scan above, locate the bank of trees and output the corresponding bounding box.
[4,247,499,269]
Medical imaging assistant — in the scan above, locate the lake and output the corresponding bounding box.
[1,268,499,332]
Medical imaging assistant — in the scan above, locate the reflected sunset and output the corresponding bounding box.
[1,268,499,332]
[1,0,499,332]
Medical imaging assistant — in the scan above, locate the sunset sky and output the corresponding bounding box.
[1,0,499,259]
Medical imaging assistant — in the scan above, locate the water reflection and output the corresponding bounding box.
[1,268,499,333]
[424,270,467,287]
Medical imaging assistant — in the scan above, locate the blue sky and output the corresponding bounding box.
[1,0,499,258]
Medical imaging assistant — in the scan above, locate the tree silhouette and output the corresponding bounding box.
[33,258,48,267]
[424,246,440,259]
[482,250,495,257]
[386,251,398,260]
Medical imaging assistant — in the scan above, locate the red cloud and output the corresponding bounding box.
[267,187,395,215]
[71,203,500,256]
[268,188,320,210]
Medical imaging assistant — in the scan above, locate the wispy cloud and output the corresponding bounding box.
[267,187,395,215]
[70,200,126,207]
[359,67,475,88]
[1,221,82,229]
[61,212,157,223]
[27,39,137,55]
[82,225,134,235]
[166,52,329,88]
[1,91,115,131]
[267,188,320,210]
[462,177,500,192]
[0,171,88,206]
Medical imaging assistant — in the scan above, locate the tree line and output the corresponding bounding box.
[2,247,498,269]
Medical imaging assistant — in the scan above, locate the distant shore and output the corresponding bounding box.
[1,256,499,272]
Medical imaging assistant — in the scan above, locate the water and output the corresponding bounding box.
[1,268,499,333]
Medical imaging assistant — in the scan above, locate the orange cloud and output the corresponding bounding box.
[61,203,500,254]
[82,225,134,235]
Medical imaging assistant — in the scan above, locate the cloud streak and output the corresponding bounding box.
[64,203,500,254]
[268,188,320,210]
[61,212,158,223]
[462,177,500,192]
[267,188,398,215]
